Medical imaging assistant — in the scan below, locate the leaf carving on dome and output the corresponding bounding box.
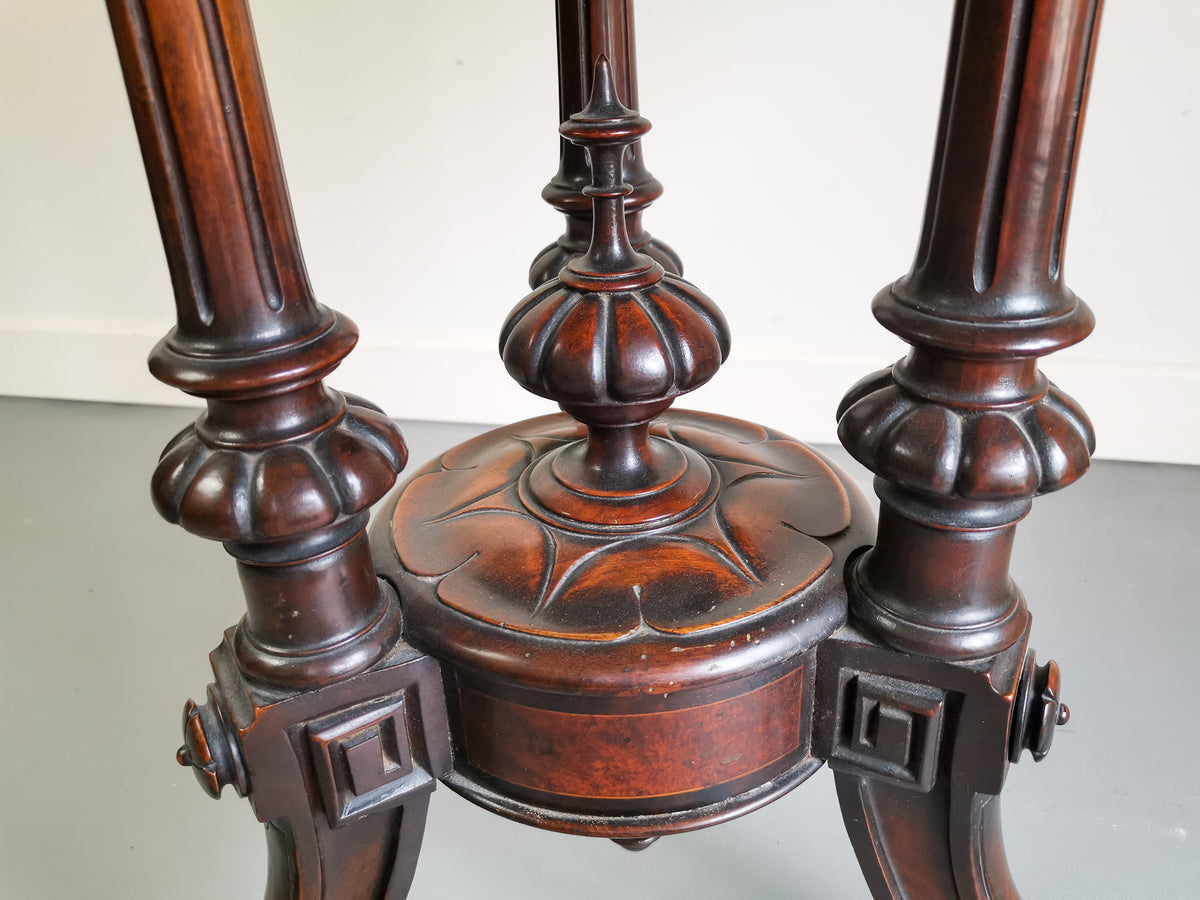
[391,412,851,641]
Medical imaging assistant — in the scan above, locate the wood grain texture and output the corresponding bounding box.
[457,667,805,804]
[375,60,874,841]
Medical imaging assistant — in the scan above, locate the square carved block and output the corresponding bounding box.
[308,692,435,827]
[830,670,945,791]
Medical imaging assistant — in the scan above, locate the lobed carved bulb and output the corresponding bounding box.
[838,368,1095,500]
[153,394,408,543]
[500,277,729,413]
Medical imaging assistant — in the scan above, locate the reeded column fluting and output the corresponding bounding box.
[108,0,408,687]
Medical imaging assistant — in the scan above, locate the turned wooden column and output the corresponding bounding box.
[107,2,449,896]
[109,0,405,685]
[529,0,681,286]
[822,1,1102,897]
[839,0,1100,660]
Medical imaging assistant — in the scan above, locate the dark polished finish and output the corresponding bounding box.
[377,61,874,840]
[107,1,1101,897]
[830,0,1102,896]
[106,1,449,896]
[837,0,1100,662]
[529,0,681,287]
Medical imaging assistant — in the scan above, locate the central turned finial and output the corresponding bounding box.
[500,57,730,529]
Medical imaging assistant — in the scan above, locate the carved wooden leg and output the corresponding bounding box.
[818,635,1066,898]
[824,0,1101,896]
[105,2,450,896]
[826,641,1068,899]
[194,635,448,899]
[529,0,681,286]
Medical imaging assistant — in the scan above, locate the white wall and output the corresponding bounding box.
[1,1,1196,464]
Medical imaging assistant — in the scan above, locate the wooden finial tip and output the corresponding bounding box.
[584,55,626,118]
[561,55,649,145]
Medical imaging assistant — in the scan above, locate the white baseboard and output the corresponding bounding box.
[2,321,1195,466]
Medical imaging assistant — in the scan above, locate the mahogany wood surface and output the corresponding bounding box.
[830,0,1100,896]
[376,60,874,841]
[107,1,449,896]
[104,0,1101,897]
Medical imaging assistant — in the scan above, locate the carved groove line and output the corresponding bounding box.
[572,0,589,112]
[978,0,1033,292]
[712,506,762,583]
[630,291,675,391]
[665,281,726,356]
[497,282,560,355]
[125,0,214,325]
[1050,0,1101,280]
[595,292,613,402]
[620,4,636,108]
[860,783,902,897]
[914,0,965,274]
[515,292,581,395]
[197,0,283,311]
[422,480,511,526]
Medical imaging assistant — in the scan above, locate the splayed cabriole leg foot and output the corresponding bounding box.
[817,634,1066,899]
[835,779,1015,900]
[263,798,432,900]
[182,631,449,900]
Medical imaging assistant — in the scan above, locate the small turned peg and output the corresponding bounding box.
[501,57,729,528]
[612,836,659,851]
[1010,654,1069,763]
[176,687,247,799]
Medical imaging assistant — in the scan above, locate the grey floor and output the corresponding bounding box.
[1,395,1197,898]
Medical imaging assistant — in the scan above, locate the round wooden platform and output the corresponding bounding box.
[374,410,873,838]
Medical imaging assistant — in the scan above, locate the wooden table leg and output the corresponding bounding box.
[105,2,451,895]
[822,1,1102,896]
